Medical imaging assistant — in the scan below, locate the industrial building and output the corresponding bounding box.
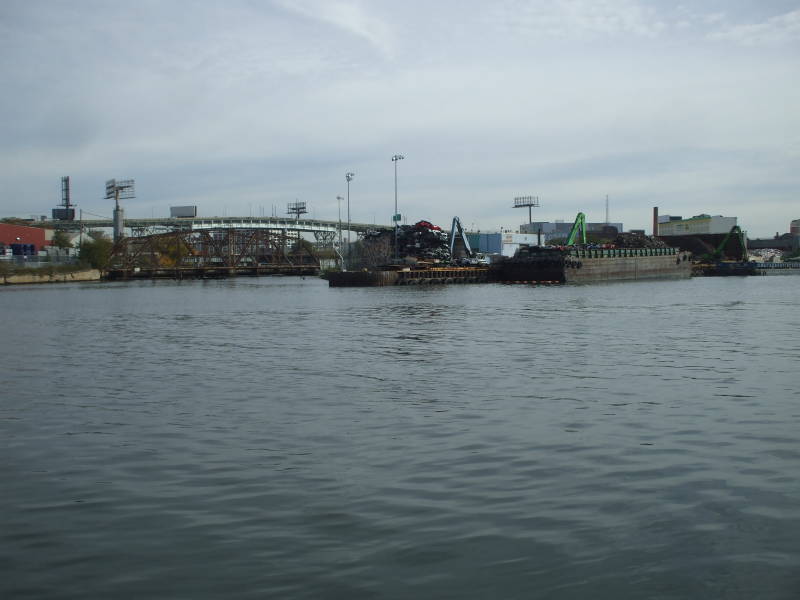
[747,218,800,253]
[657,214,737,236]
[0,223,50,257]
[467,232,541,257]
[519,220,623,243]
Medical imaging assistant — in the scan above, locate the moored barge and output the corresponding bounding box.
[328,266,490,287]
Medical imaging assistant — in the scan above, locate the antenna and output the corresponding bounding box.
[61,176,72,209]
[605,194,609,225]
[52,176,76,220]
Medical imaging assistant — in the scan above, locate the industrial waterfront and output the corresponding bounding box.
[2,276,799,599]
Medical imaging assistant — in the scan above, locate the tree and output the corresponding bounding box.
[79,230,114,270]
[52,230,73,250]
[291,239,317,255]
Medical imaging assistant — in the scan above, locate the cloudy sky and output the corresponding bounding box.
[1,0,798,236]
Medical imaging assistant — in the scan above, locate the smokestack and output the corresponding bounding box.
[653,207,659,237]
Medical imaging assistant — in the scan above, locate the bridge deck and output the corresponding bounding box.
[49,216,391,234]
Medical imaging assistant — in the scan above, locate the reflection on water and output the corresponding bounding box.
[2,276,799,599]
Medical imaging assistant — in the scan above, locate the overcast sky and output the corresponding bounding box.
[1,0,798,236]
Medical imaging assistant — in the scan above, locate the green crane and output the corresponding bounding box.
[709,225,748,262]
[565,212,587,246]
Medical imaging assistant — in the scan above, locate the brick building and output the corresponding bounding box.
[0,223,49,255]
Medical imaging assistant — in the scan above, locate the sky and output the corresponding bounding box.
[0,0,798,237]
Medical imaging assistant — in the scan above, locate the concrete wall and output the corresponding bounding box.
[2,269,101,285]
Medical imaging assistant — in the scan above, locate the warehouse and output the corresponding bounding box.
[0,223,49,257]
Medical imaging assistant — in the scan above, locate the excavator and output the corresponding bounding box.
[696,225,755,275]
[707,225,748,262]
[449,217,486,265]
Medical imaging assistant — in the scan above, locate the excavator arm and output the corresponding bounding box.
[565,212,586,246]
[712,225,748,261]
[449,217,473,258]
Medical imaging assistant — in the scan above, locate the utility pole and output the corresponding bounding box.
[392,154,404,261]
[336,195,343,265]
[345,172,354,269]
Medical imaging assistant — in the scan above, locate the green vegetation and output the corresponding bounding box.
[291,239,317,256]
[52,230,73,250]
[78,230,114,270]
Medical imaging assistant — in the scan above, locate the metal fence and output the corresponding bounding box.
[1,256,81,268]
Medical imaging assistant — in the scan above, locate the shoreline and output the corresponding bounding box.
[1,268,101,285]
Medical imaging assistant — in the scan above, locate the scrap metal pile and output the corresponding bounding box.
[613,232,668,249]
[363,220,451,263]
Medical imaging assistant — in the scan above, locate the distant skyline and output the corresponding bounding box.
[1,0,798,236]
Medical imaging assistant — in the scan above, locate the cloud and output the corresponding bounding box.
[494,0,666,39]
[274,0,396,58]
[0,1,797,236]
[707,8,800,46]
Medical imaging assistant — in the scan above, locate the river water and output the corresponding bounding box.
[2,276,799,599]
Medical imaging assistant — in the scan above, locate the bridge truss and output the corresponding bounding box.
[108,227,319,279]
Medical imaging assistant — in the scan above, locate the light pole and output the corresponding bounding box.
[345,172,354,269]
[336,195,343,266]
[392,154,404,261]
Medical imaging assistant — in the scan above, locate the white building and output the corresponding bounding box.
[658,214,737,236]
[468,232,542,257]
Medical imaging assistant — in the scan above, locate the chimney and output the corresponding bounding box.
[653,207,659,237]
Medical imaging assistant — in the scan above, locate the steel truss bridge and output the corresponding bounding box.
[107,227,322,280]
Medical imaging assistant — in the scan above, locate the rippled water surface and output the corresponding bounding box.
[2,276,799,599]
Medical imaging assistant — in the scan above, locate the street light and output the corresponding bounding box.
[392,154,404,261]
[345,172,354,269]
[336,195,344,265]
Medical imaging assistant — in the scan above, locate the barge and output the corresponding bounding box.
[493,246,691,283]
[328,266,489,287]
[327,247,690,287]
[327,213,690,287]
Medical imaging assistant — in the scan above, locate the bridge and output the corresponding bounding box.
[106,227,324,280]
[48,216,392,236]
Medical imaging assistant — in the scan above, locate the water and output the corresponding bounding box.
[2,276,799,599]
